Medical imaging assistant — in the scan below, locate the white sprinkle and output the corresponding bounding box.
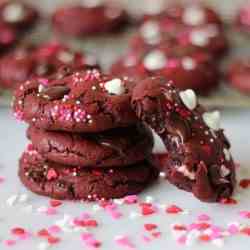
[202,111,221,131]
[182,57,197,70]
[182,6,205,26]
[38,84,45,93]
[82,0,103,8]
[151,128,167,154]
[104,79,125,95]
[6,194,18,206]
[114,199,124,205]
[223,148,231,161]
[3,3,25,23]
[140,21,161,45]
[129,211,140,219]
[37,242,50,250]
[220,165,230,177]
[179,89,197,110]
[145,196,154,203]
[143,50,167,71]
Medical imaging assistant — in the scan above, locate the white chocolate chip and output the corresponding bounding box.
[177,165,196,180]
[179,89,197,110]
[150,127,167,154]
[202,111,221,131]
[104,78,125,95]
[223,148,231,161]
[140,21,161,45]
[3,3,25,23]
[182,6,206,26]
[143,50,167,71]
[220,165,230,177]
[182,57,197,70]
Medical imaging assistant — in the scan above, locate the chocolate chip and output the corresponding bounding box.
[40,85,70,100]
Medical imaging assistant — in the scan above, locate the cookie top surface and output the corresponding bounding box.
[52,3,127,36]
[143,4,222,28]
[19,148,158,200]
[111,45,219,95]
[131,77,236,202]
[13,67,137,132]
[27,125,153,168]
[227,58,250,94]
[0,42,99,90]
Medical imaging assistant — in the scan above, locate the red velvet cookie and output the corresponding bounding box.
[52,2,127,37]
[132,19,228,57]
[227,59,250,94]
[13,67,137,132]
[0,42,98,90]
[131,77,236,202]
[111,46,220,95]
[27,125,153,168]
[19,147,158,200]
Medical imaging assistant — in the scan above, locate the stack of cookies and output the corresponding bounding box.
[13,66,158,201]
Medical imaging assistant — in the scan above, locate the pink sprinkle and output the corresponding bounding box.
[198,214,211,221]
[228,224,239,235]
[124,195,138,204]
[3,239,16,246]
[81,233,101,249]
[47,207,57,215]
[115,235,135,250]
[105,204,123,219]
[0,176,5,183]
[239,211,250,219]
[38,78,49,86]
[48,225,61,234]
[177,235,187,245]
[81,233,93,241]
[80,212,91,220]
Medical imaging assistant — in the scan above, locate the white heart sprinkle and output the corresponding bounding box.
[202,111,221,131]
[143,50,167,71]
[179,89,197,110]
[104,79,125,95]
[182,6,205,26]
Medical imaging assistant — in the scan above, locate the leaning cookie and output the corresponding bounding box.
[227,58,250,95]
[131,77,236,202]
[13,67,137,132]
[19,148,158,200]
[52,2,127,37]
[27,125,153,168]
[111,46,220,95]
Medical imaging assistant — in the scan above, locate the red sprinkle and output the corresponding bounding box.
[144,224,158,231]
[199,234,211,242]
[47,236,61,245]
[239,179,250,189]
[47,168,58,180]
[49,200,62,207]
[219,198,237,205]
[140,203,156,216]
[166,205,183,214]
[173,225,187,231]
[37,229,50,238]
[11,227,26,235]
[84,220,98,227]
[241,227,250,236]
[152,232,161,238]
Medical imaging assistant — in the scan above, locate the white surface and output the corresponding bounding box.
[0,107,250,250]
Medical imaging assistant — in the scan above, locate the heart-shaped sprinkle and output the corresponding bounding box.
[179,89,197,110]
[202,111,221,131]
[104,78,125,95]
